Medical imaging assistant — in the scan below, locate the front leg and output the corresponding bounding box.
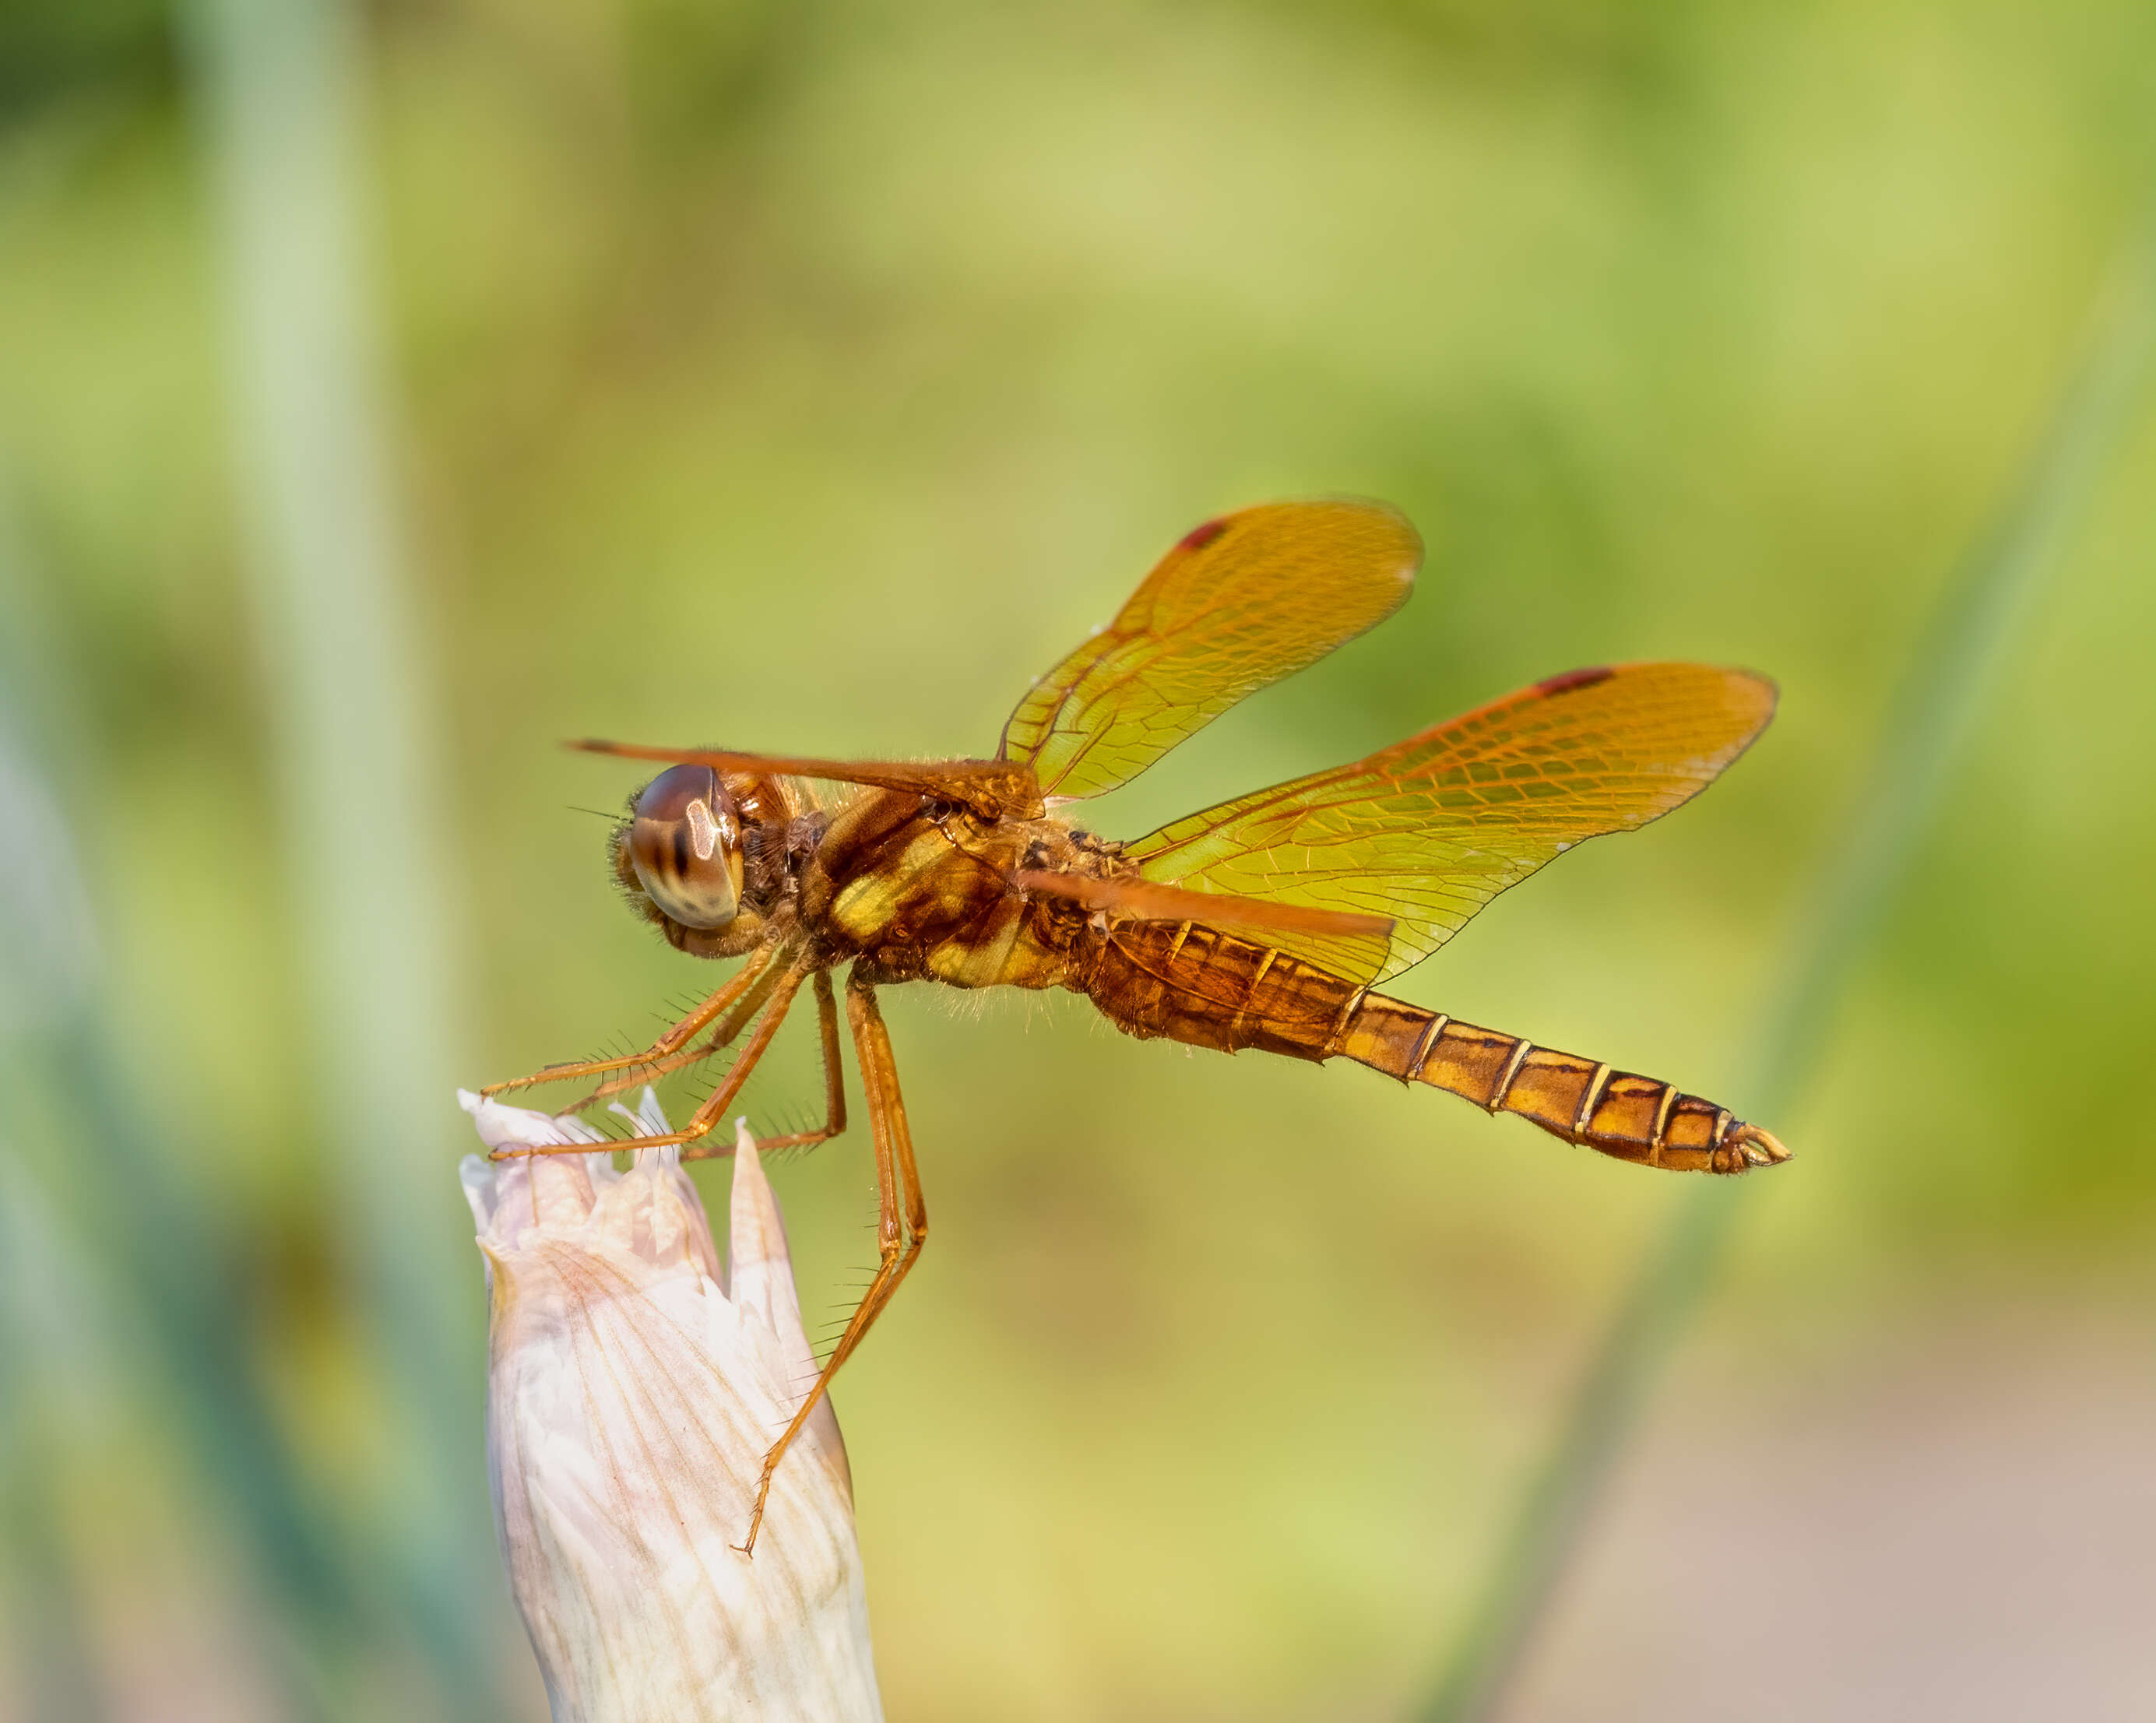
[570,956,787,1111]
[480,945,776,1102]
[486,961,811,1162]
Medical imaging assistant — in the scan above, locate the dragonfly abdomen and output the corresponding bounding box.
[1336,993,1786,1174]
[1084,920,1354,1061]
[1085,920,1786,1175]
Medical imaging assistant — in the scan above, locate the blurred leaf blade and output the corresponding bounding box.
[181,0,507,1711]
[0,503,342,1719]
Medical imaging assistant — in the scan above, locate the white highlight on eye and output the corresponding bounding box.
[685,796,720,861]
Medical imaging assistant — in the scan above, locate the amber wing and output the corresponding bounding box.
[998,500,1423,801]
[1013,868,1394,942]
[568,740,1045,819]
[1125,663,1777,986]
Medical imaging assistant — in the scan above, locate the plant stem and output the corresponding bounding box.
[1418,216,2156,1723]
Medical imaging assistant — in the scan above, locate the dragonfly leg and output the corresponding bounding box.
[736,972,925,1554]
[748,970,848,1153]
[486,960,809,1161]
[568,955,787,1111]
[479,946,775,1100]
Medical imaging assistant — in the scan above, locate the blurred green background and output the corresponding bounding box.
[2,1,2154,1718]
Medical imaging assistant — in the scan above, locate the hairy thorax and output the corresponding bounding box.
[801,787,1128,994]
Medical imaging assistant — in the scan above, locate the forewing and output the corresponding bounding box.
[570,740,1042,818]
[1000,500,1422,800]
[1127,663,1776,985]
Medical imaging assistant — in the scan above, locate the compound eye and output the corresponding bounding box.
[627,765,741,929]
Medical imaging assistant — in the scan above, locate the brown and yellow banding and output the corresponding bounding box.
[1082,918,1786,1175]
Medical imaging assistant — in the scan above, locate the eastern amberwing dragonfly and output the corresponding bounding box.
[486,499,1788,1549]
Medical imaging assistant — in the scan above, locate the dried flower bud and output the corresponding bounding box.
[460,1090,881,1722]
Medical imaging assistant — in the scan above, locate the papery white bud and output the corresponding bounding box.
[460,1090,881,1723]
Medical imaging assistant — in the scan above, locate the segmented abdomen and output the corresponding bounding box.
[1085,920,1787,1175]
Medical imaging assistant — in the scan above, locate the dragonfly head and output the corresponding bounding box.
[622,764,744,930]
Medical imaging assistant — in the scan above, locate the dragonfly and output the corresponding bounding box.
[485,498,1788,1550]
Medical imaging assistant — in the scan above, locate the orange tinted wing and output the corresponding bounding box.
[1126,663,1776,986]
[999,500,1423,801]
[570,740,1043,818]
[1013,868,1395,944]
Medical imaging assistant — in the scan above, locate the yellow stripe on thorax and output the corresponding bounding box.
[830,828,951,941]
